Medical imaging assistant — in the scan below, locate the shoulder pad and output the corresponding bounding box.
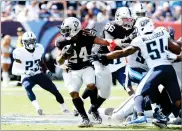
[36,44,44,54]
[13,48,23,59]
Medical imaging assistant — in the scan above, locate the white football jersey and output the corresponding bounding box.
[130,28,171,69]
[13,44,44,77]
[126,50,148,70]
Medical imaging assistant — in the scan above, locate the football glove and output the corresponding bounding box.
[166,50,177,60]
[90,53,108,63]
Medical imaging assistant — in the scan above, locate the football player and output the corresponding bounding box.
[12,31,69,115]
[56,17,111,127]
[95,17,182,128]
[101,7,136,96]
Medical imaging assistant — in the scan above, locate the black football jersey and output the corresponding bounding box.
[102,21,135,43]
[55,30,96,70]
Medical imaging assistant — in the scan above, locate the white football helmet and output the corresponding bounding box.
[135,17,154,35]
[115,7,135,30]
[134,3,147,18]
[22,31,36,50]
[59,17,81,40]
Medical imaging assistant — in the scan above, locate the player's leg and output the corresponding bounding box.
[129,68,166,125]
[116,66,134,96]
[161,66,182,119]
[88,63,112,116]
[82,67,102,124]
[22,77,43,115]
[69,70,92,127]
[35,73,69,113]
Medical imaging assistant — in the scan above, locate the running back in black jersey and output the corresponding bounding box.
[102,21,135,44]
[56,30,96,70]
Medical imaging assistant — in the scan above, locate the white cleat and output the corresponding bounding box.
[63,109,70,114]
[37,109,44,115]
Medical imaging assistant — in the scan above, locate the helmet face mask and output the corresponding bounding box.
[23,39,36,50]
[136,12,146,17]
[134,3,147,18]
[22,32,36,50]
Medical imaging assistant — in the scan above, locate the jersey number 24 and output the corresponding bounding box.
[69,47,88,63]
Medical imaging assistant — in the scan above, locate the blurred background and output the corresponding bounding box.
[1,0,182,83]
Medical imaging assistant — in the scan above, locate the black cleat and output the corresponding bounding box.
[91,111,102,124]
[78,118,93,128]
[152,108,167,128]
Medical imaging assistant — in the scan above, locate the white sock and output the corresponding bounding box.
[60,103,68,111]
[31,100,41,110]
[151,103,160,113]
[2,72,9,83]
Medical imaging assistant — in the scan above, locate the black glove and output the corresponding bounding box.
[46,70,58,80]
[61,45,74,59]
[90,53,108,64]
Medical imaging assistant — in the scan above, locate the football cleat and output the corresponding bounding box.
[127,115,147,125]
[37,109,44,115]
[63,109,70,114]
[91,111,102,124]
[78,118,93,128]
[152,108,167,128]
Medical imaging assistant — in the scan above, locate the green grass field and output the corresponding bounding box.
[1,81,182,130]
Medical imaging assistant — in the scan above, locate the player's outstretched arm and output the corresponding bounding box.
[105,46,139,59]
[94,37,110,46]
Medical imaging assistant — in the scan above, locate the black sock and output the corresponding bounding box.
[89,88,98,105]
[72,97,88,119]
[82,88,90,99]
[89,96,106,113]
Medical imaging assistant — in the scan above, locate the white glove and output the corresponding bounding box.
[25,70,35,76]
[166,50,177,60]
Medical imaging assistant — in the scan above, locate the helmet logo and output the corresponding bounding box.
[73,21,79,28]
[140,19,150,27]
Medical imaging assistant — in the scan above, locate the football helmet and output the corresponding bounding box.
[115,7,135,30]
[134,3,147,18]
[58,17,81,40]
[22,31,36,50]
[135,17,154,35]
